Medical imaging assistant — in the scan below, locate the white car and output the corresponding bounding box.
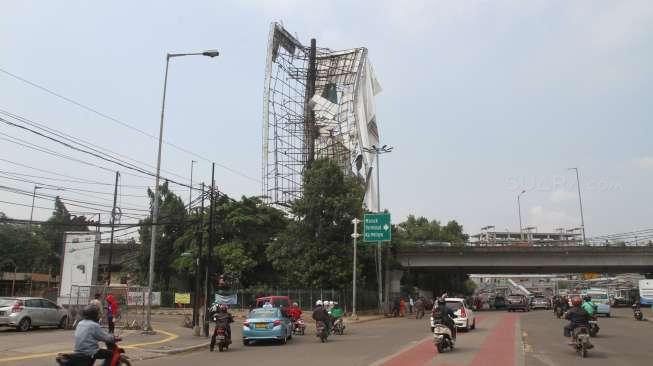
[430,298,476,332]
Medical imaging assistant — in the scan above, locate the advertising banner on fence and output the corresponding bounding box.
[127,291,161,306]
[174,293,191,304]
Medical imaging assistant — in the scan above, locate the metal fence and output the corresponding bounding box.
[232,287,378,313]
[60,285,152,329]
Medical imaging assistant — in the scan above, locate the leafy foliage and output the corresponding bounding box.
[0,214,51,273]
[266,158,364,289]
[41,197,89,271]
[137,182,189,289]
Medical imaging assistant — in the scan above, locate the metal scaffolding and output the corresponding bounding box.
[262,22,378,208]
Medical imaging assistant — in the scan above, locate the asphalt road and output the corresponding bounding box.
[523,307,653,366]
[2,307,651,366]
[134,311,525,366]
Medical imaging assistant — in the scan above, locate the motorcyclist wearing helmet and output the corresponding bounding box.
[312,300,331,333]
[212,304,234,344]
[432,294,457,339]
[73,305,118,366]
[564,296,591,338]
[581,295,597,316]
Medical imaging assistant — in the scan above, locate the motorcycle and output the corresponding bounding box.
[331,317,345,335]
[588,316,599,337]
[210,315,231,352]
[570,326,593,358]
[292,318,306,335]
[433,320,455,353]
[56,338,131,366]
[633,305,643,321]
[316,321,329,343]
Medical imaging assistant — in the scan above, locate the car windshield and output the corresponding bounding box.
[446,301,463,310]
[588,293,608,300]
[0,298,17,307]
[249,309,278,319]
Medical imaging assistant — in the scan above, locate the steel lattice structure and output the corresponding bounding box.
[262,23,380,208]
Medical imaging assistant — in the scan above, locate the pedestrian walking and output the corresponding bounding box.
[415,297,425,319]
[106,294,118,333]
[409,296,414,314]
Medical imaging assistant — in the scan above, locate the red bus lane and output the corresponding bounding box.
[380,316,490,366]
[468,314,518,366]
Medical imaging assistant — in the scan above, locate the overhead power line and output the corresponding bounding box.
[0,67,260,183]
[0,109,192,184]
[0,157,151,188]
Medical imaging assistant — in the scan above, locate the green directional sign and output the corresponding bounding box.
[364,213,391,242]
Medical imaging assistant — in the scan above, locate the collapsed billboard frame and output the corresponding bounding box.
[262,22,381,209]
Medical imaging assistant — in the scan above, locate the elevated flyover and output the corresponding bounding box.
[396,245,653,273]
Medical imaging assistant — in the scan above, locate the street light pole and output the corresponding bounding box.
[144,49,219,334]
[351,218,361,320]
[362,144,393,314]
[517,190,526,240]
[569,168,587,246]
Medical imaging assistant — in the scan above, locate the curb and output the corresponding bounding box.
[140,342,210,355]
[348,315,386,324]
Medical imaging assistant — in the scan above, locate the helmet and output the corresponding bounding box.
[292,302,298,307]
[316,300,323,306]
[82,305,100,321]
[583,295,591,302]
[571,296,582,307]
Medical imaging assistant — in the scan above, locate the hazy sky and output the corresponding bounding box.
[1,0,651,238]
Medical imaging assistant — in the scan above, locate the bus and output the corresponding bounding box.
[639,280,653,306]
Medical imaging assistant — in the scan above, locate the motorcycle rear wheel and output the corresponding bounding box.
[436,343,443,353]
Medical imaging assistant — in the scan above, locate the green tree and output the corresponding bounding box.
[42,197,89,271]
[137,182,188,290]
[266,158,364,289]
[0,212,51,274]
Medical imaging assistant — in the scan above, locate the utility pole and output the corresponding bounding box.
[107,171,120,286]
[29,185,42,231]
[351,218,361,319]
[204,164,216,337]
[193,183,205,336]
[189,160,196,212]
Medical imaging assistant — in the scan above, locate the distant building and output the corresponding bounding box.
[471,228,581,246]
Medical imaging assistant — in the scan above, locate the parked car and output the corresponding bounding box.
[0,297,69,331]
[506,294,530,312]
[430,298,476,332]
[531,296,550,310]
[242,307,293,345]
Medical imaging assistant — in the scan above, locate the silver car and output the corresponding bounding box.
[0,297,69,331]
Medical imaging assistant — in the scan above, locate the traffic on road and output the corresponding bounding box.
[2,293,653,366]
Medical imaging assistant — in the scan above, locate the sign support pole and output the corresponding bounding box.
[351,218,361,320]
